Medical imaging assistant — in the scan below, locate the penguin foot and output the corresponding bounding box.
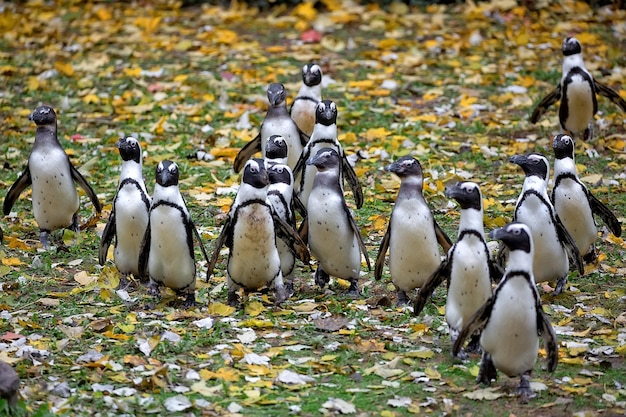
[274,286,288,306]
[452,347,469,361]
[583,250,597,265]
[227,291,241,308]
[396,290,410,306]
[285,280,295,298]
[466,334,482,355]
[477,352,497,385]
[39,230,51,250]
[314,267,330,289]
[345,280,359,297]
[182,293,196,309]
[146,281,160,297]
[515,373,536,402]
[553,276,568,296]
[69,213,80,232]
[583,125,593,141]
[117,275,133,291]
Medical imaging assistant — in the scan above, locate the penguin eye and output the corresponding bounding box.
[275,166,284,174]
[512,228,521,235]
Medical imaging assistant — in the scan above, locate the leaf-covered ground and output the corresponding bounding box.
[1,0,625,416]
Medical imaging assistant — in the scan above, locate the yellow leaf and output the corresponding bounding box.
[74,270,97,286]
[292,2,317,20]
[100,288,112,302]
[320,355,337,362]
[117,323,135,333]
[239,319,273,329]
[208,302,236,316]
[54,61,75,76]
[406,347,434,359]
[363,127,392,141]
[190,381,222,396]
[436,305,446,315]
[214,29,238,45]
[1,257,23,266]
[562,385,587,394]
[245,301,266,317]
[123,67,142,77]
[95,6,112,20]
[425,366,441,379]
[244,365,271,376]
[102,330,131,341]
[469,365,480,377]
[98,267,120,289]
[339,132,357,144]
[199,367,241,382]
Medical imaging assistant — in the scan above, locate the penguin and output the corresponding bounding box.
[99,137,151,289]
[3,105,102,249]
[138,160,210,308]
[413,182,501,358]
[551,134,622,263]
[306,148,370,296]
[266,162,298,296]
[374,156,452,305]
[292,100,363,210]
[0,360,19,409]
[290,63,323,137]
[208,159,309,307]
[530,36,626,141]
[453,222,558,401]
[509,153,583,295]
[233,83,309,172]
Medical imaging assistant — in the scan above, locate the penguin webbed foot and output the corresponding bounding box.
[552,276,568,296]
[477,352,497,385]
[583,248,597,265]
[117,274,133,291]
[314,267,330,289]
[39,230,51,250]
[69,213,80,232]
[274,285,288,306]
[181,292,196,309]
[227,290,242,308]
[345,279,359,298]
[396,289,410,306]
[515,372,536,402]
[146,280,161,297]
[285,280,295,298]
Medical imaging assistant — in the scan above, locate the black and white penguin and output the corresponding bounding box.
[510,153,583,295]
[290,63,323,137]
[208,159,309,307]
[138,160,209,308]
[530,37,626,141]
[551,134,622,263]
[374,156,452,305]
[453,222,558,401]
[3,105,102,249]
[266,162,298,296]
[233,83,308,172]
[99,137,151,289]
[414,182,501,357]
[306,148,370,296]
[292,100,363,210]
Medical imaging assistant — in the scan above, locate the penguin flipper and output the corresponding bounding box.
[207,217,231,279]
[137,223,151,281]
[374,225,391,280]
[70,164,102,214]
[588,191,622,237]
[233,134,262,173]
[293,194,307,220]
[191,221,212,280]
[536,303,559,373]
[346,206,371,271]
[530,86,561,124]
[3,166,32,215]
[272,209,310,264]
[99,209,116,266]
[341,157,364,209]
[554,213,584,275]
[297,214,309,245]
[298,129,310,147]
[452,295,494,357]
[292,146,310,186]
[413,258,449,317]
[488,257,504,284]
[434,219,453,253]
[594,80,626,112]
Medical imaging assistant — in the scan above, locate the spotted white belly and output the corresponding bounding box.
[553,179,595,257]
[564,77,594,134]
[114,185,149,275]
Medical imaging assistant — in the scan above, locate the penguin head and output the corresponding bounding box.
[315,100,338,126]
[302,63,323,87]
[510,153,549,180]
[307,147,340,171]
[116,136,142,164]
[552,134,575,160]
[267,163,293,186]
[445,181,482,211]
[266,83,287,107]
[155,160,179,187]
[242,159,269,189]
[265,135,288,160]
[562,37,582,57]
[29,105,57,125]
[385,156,423,179]
[489,222,532,254]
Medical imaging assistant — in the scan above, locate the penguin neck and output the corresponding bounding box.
[297,83,322,101]
[313,168,341,189]
[506,249,535,279]
[563,53,586,74]
[553,157,577,177]
[153,184,185,209]
[458,207,484,237]
[267,103,288,118]
[522,175,548,196]
[35,124,59,145]
[311,123,337,141]
[120,160,144,182]
[397,176,425,201]
[235,183,267,206]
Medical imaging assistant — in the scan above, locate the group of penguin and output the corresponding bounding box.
[2,37,624,399]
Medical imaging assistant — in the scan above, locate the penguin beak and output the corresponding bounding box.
[488,227,505,240]
[385,161,402,175]
[115,138,124,148]
[444,182,463,200]
[509,154,528,167]
[157,169,173,186]
[28,111,34,121]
